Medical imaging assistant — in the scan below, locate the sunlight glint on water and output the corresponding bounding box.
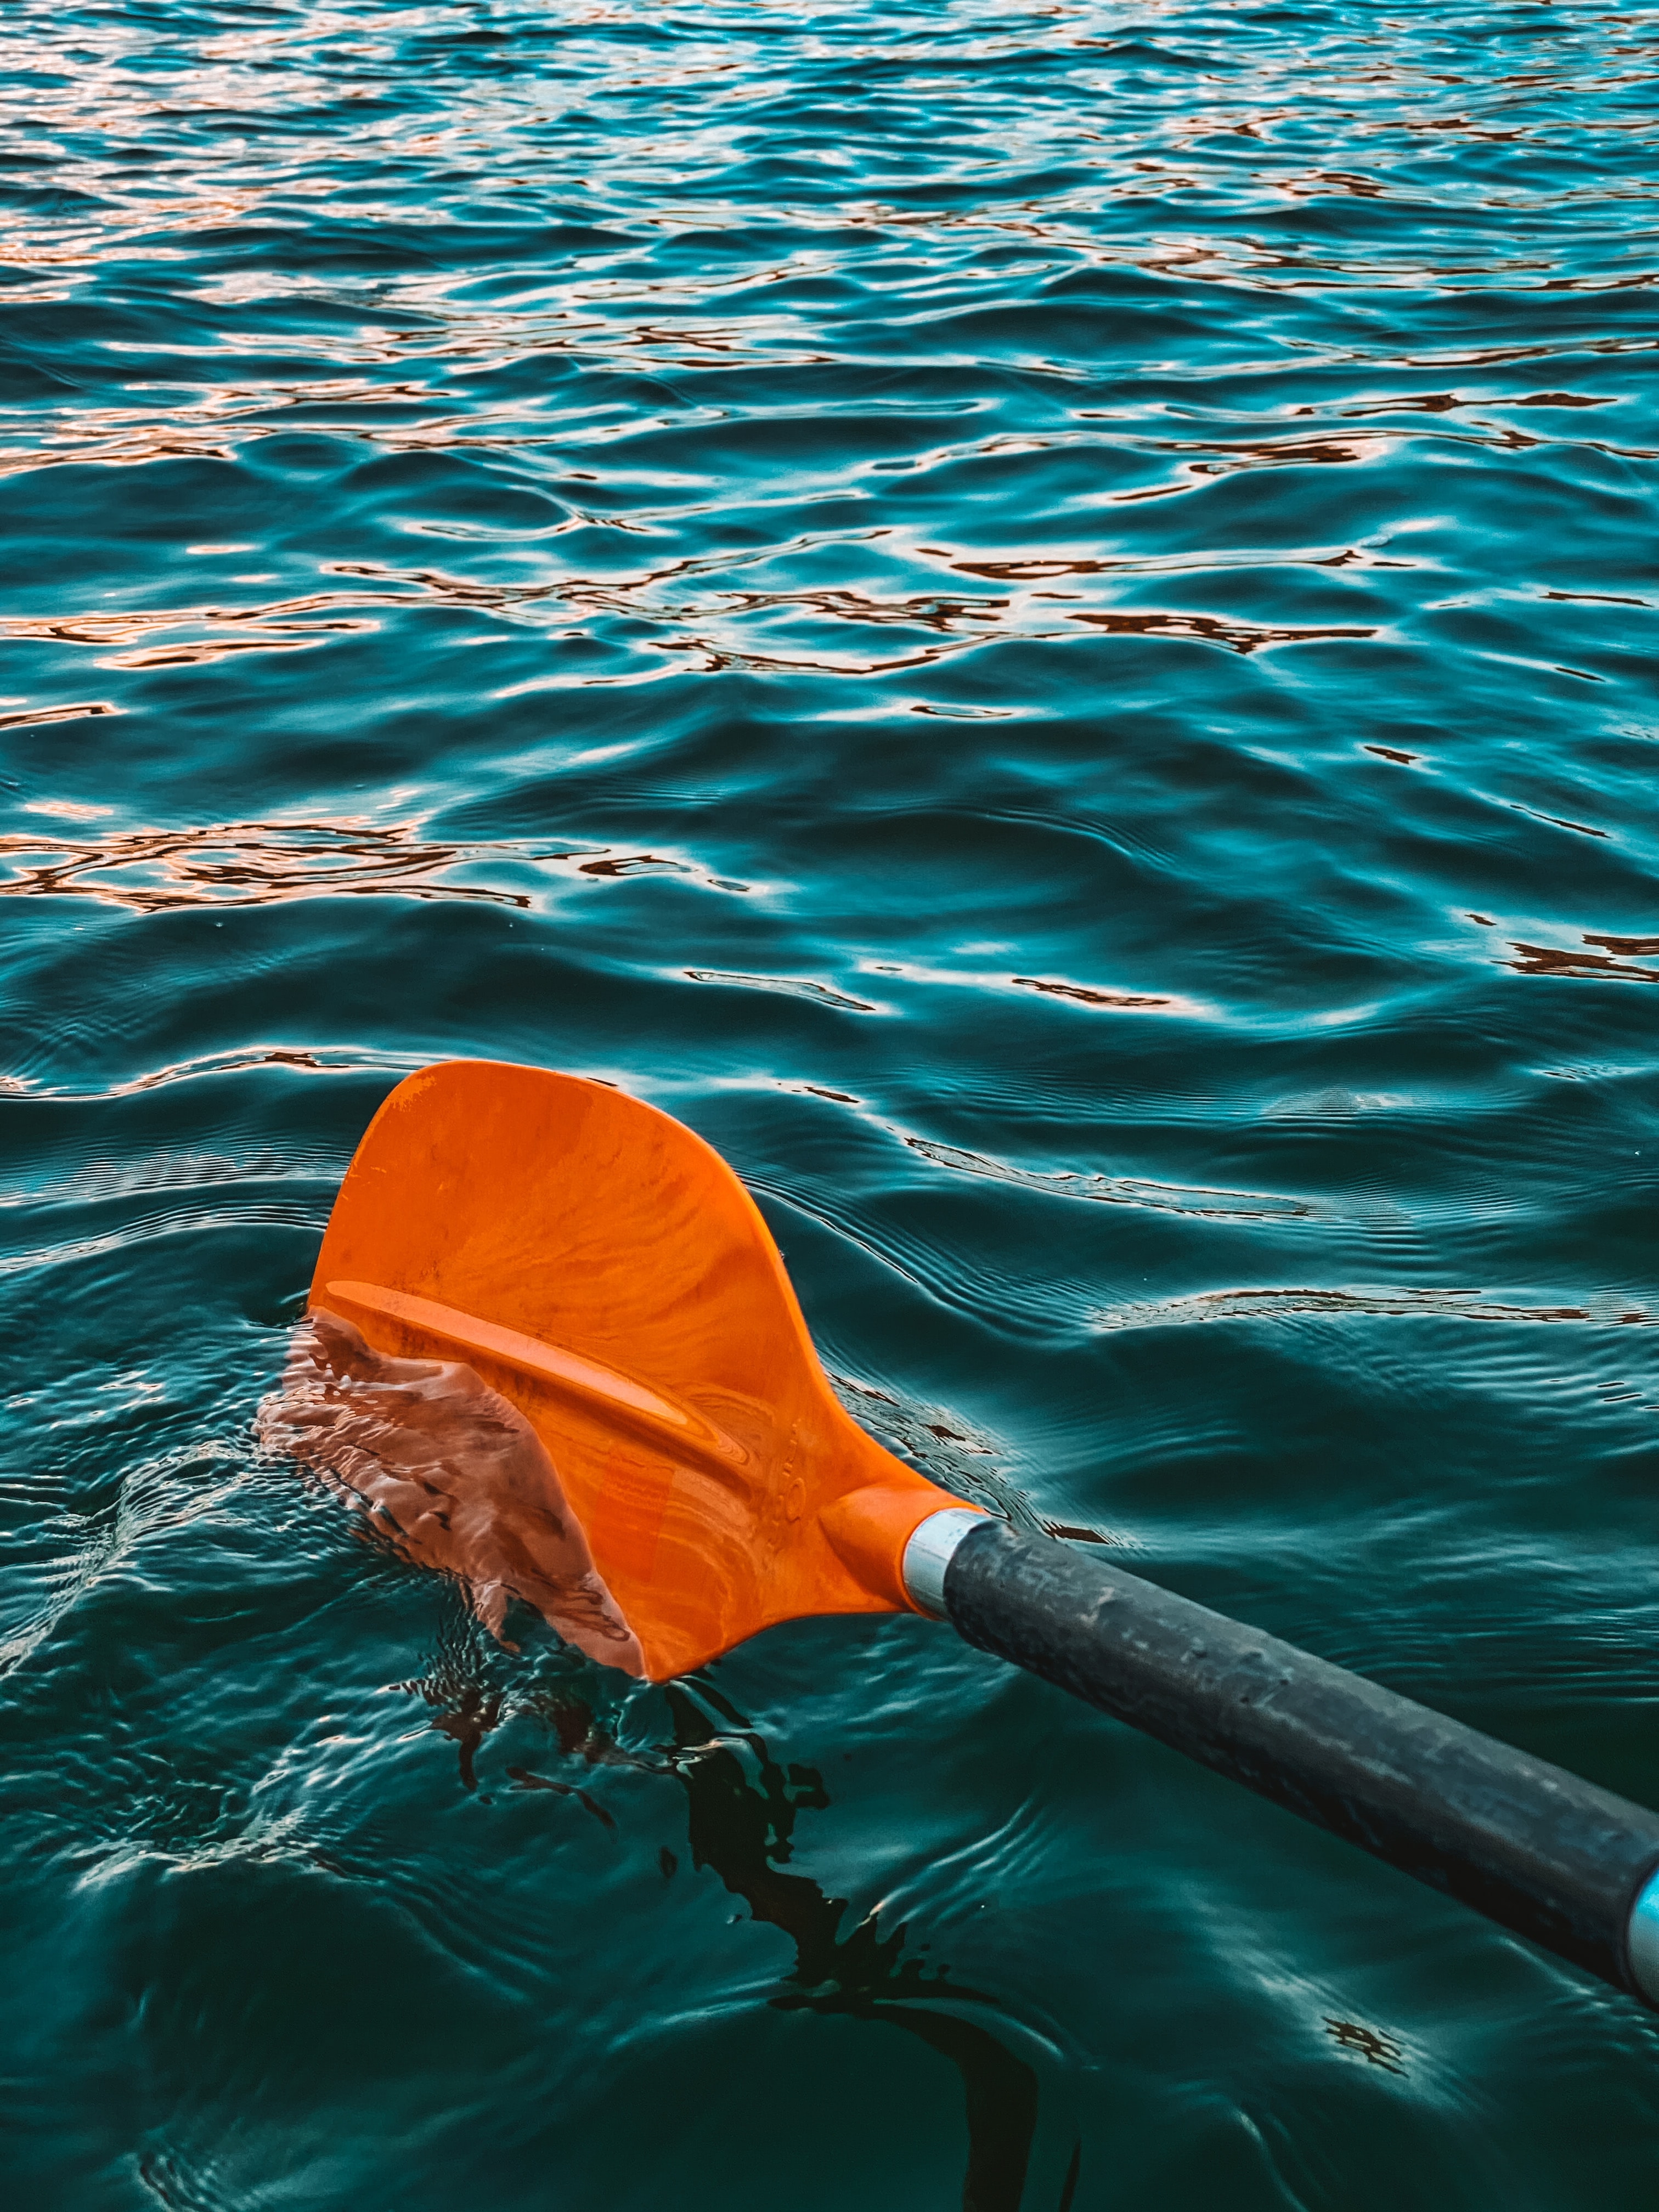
[2,3,1658,2205]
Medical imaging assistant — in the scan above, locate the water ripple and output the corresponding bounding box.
[4,1,1659,2203]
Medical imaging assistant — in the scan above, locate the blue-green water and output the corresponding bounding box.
[4,1,1659,2202]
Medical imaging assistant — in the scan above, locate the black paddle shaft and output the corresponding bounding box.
[942,1519,1659,1999]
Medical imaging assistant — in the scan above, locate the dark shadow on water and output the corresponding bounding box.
[424,1662,1047,2212]
[665,1680,1041,2212]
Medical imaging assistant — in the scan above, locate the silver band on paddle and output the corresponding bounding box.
[902,1508,988,1620]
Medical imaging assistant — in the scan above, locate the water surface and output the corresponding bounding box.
[3,2,1659,2205]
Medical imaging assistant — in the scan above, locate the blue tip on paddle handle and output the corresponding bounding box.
[922,1516,1659,2005]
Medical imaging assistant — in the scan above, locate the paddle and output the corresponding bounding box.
[272,1057,1659,2012]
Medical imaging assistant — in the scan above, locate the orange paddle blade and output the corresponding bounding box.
[303,1060,966,1679]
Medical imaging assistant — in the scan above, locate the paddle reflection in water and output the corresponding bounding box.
[495,1675,1049,2212]
[665,1681,1047,2212]
[261,1319,1054,2211]
[256,1308,645,1674]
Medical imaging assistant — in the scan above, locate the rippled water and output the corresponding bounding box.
[4,1,1659,2203]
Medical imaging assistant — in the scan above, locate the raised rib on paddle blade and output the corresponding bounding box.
[292,1059,967,1680]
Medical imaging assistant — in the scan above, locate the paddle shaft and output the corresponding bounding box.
[909,1515,1659,2005]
